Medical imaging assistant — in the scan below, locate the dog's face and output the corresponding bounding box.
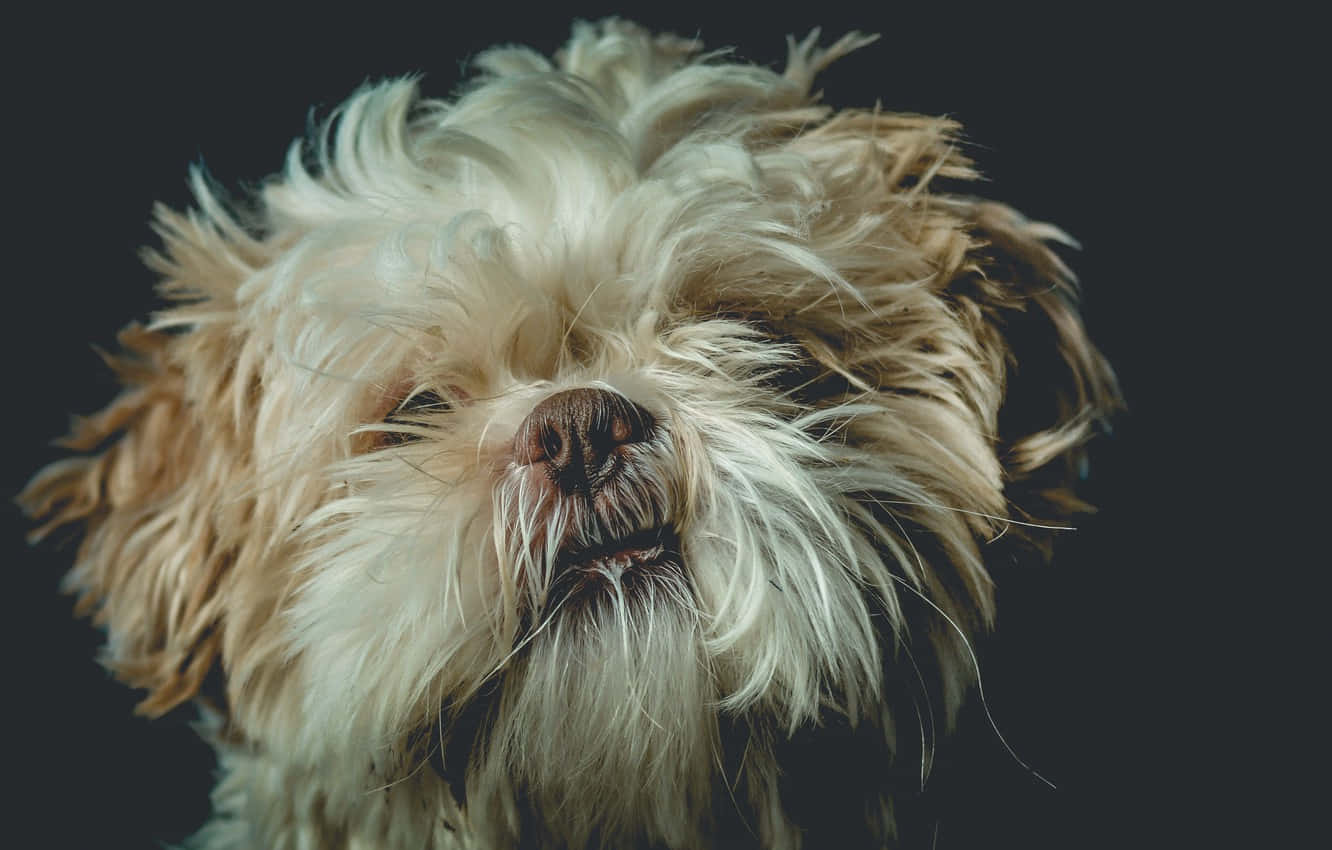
[24,21,1116,849]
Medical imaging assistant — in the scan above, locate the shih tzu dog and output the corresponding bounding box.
[22,19,1118,850]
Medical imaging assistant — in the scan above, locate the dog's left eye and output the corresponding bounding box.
[372,389,456,448]
[391,390,450,418]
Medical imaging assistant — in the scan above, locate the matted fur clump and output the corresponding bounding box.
[23,19,1117,849]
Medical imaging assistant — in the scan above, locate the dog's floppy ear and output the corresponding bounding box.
[20,182,264,717]
[960,199,1121,526]
[784,107,1118,530]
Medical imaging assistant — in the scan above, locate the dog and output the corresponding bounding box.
[22,18,1118,849]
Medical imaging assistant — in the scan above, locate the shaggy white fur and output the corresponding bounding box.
[23,18,1117,849]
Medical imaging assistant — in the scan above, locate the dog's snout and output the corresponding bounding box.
[515,388,654,492]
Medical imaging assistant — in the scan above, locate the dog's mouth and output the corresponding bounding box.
[547,525,683,608]
[559,525,680,577]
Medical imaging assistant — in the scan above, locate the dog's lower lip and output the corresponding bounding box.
[561,527,678,572]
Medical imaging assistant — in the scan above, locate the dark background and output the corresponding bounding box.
[4,5,1226,848]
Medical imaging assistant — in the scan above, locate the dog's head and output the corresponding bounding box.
[23,20,1117,848]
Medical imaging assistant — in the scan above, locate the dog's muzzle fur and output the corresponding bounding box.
[21,18,1119,850]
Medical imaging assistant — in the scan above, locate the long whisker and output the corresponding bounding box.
[885,570,1057,790]
[872,497,1076,532]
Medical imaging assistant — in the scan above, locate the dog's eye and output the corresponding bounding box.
[372,388,458,448]
[391,390,450,418]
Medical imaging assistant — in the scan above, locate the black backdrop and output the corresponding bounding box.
[4,5,1212,848]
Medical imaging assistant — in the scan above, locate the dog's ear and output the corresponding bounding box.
[960,200,1121,528]
[781,111,1119,535]
[20,182,264,717]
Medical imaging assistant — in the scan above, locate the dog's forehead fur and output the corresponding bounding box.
[24,19,1117,850]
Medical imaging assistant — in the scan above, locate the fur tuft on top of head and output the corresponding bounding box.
[22,17,1117,849]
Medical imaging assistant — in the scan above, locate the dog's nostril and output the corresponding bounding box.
[514,388,654,491]
[541,427,564,463]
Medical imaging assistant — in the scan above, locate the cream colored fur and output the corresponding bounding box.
[22,19,1117,849]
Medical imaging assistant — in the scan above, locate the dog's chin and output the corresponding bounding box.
[474,537,716,848]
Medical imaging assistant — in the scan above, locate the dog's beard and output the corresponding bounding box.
[471,571,717,848]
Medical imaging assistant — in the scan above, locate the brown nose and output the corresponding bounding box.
[514,388,654,493]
